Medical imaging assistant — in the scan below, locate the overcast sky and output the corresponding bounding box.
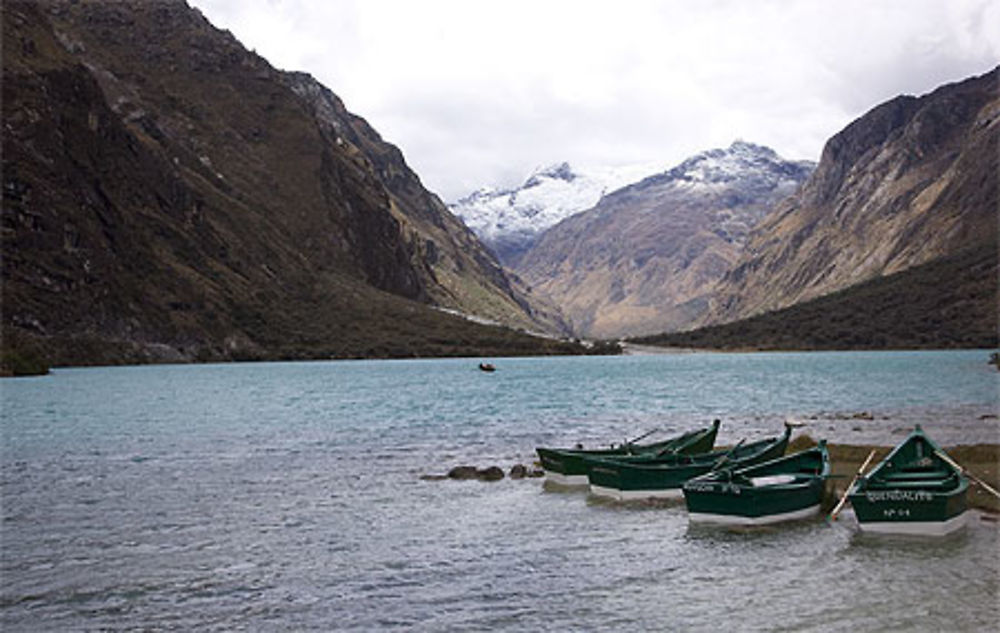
[191,0,999,201]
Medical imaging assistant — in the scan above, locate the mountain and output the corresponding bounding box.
[450,161,665,266]
[706,67,999,326]
[513,142,814,338]
[635,240,997,351]
[282,73,568,335]
[1,0,580,367]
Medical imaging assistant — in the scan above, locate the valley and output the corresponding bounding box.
[2,1,995,370]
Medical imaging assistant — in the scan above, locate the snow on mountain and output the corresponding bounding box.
[514,141,816,339]
[595,140,816,245]
[644,140,815,195]
[450,142,813,266]
[449,161,667,265]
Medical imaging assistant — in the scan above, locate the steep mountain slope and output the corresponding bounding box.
[1,0,577,365]
[635,240,997,351]
[708,67,999,324]
[284,73,567,333]
[450,161,665,266]
[514,142,813,338]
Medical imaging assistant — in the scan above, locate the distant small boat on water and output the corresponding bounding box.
[478,362,496,372]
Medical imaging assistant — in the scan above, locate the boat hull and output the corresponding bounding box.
[847,426,970,536]
[587,461,713,500]
[853,511,971,536]
[537,421,719,486]
[688,503,821,526]
[684,479,825,525]
[586,430,790,501]
[590,483,685,501]
[848,487,969,535]
[683,443,829,525]
[537,447,632,486]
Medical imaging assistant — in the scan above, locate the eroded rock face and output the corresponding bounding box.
[514,142,813,338]
[707,67,999,325]
[286,72,569,335]
[1,0,569,365]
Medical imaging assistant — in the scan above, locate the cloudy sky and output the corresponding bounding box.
[191,0,999,201]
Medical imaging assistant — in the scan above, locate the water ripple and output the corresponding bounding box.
[1,352,997,630]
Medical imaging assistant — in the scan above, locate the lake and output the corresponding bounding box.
[1,350,998,630]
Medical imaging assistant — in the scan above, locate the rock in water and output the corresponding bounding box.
[447,466,480,480]
[476,466,505,482]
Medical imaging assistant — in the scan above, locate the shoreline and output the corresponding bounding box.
[788,435,1000,514]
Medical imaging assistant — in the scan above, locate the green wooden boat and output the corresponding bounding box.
[847,426,969,536]
[536,419,720,486]
[683,441,830,526]
[586,426,791,501]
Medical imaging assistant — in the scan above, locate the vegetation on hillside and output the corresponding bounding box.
[633,242,998,351]
[2,281,599,369]
[0,347,50,377]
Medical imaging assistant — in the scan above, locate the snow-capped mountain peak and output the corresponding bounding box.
[450,161,667,264]
[523,162,576,188]
[450,142,814,266]
[636,140,813,191]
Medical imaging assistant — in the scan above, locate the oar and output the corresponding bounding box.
[626,427,661,446]
[654,444,679,458]
[935,449,1000,500]
[615,427,662,454]
[653,429,691,458]
[829,449,877,522]
[712,438,746,470]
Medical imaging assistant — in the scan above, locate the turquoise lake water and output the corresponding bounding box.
[1,350,998,630]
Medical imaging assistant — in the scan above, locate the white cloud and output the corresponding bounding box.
[192,0,999,201]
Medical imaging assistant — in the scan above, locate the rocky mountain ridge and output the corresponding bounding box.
[1,0,576,366]
[513,141,814,338]
[450,160,667,266]
[706,67,999,325]
[282,71,568,334]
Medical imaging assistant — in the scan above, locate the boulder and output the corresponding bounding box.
[447,465,480,480]
[477,466,504,481]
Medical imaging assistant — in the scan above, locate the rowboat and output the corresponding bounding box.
[683,441,830,525]
[536,419,720,486]
[586,425,791,501]
[847,426,969,536]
